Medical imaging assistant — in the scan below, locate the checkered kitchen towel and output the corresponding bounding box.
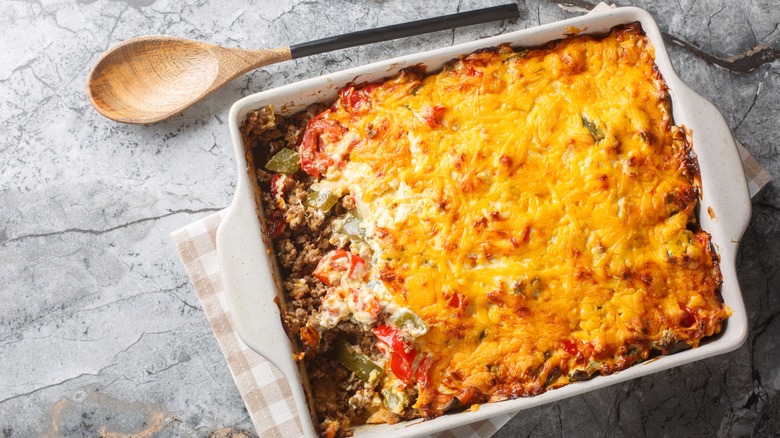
[171,140,770,438]
[738,142,772,198]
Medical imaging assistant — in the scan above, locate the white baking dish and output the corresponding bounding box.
[217,6,751,437]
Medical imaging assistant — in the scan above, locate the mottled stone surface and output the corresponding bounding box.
[0,0,777,436]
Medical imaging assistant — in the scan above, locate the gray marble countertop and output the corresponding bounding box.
[1,0,778,436]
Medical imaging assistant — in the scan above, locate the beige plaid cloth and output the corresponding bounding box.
[738,142,772,198]
[171,143,769,438]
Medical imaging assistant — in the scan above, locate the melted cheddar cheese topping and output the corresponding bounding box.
[309,24,729,417]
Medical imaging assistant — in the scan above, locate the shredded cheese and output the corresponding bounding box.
[308,23,729,419]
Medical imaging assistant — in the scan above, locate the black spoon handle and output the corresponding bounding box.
[289,3,520,59]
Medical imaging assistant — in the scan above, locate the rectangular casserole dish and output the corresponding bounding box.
[217,6,751,437]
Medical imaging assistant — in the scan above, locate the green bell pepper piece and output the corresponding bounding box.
[340,213,365,240]
[581,114,605,142]
[389,308,428,336]
[265,148,300,174]
[382,387,410,414]
[304,190,340,212]
[335,339,383,385]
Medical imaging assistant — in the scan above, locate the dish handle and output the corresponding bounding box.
[217,181,319,437]
[670,82,752,243]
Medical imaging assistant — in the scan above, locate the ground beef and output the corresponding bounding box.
[277,239,298,269]
[241,104,379,437]
[284,186,307,229]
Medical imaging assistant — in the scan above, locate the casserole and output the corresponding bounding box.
[217,7,751,437]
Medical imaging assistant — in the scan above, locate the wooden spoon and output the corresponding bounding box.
[86,4,519,124]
